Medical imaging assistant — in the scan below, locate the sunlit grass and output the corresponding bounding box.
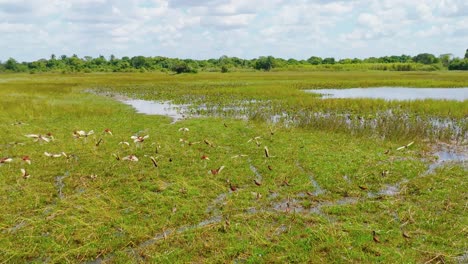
[0,72,466,262]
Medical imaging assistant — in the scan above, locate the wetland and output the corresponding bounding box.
[0,71,467,263]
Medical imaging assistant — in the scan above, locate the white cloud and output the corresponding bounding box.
[0,0,467,61]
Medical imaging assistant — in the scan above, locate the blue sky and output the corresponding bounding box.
[0,0,467,61]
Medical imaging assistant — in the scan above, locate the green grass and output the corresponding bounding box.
[0,71,466,263]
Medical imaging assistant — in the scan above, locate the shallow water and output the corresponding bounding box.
[426,145,467,174]
[307,87,468,101]
[121,99,188,122]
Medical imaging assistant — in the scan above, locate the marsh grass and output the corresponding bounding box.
[0,72,466,263]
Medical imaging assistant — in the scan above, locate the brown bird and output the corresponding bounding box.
[150,156,158,167]
[267,165,273,171]
[229,183,237,192]
[210,166,225,175]
[402,231,411,239]
[264,146,270,158]
[384,149,390,154]
[103,128,113,136]
[201,155,210,160]
[282,178,291,186]
[372,231,380,243]
[359,185,368,190]
[254,179,262,186]
[204,139,214,147]
[22,156,31,165]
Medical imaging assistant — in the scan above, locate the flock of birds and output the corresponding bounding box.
[1,123,416,243]
[0,125,277,193]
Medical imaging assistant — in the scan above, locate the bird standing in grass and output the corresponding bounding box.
[372,231,380,243]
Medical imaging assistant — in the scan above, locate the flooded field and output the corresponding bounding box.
[1,72,467,263]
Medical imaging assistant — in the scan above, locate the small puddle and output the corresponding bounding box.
[426,144,467,174]
[306,87,468,101]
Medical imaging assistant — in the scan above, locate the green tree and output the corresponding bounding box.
[5,58,19,71]
[439,54,453,68]
[171,61,194,74]
[413,53,438,64]
[322,57,335,64]
[465,49,468,59]
[255,56,276,71]
[307,56,322,65]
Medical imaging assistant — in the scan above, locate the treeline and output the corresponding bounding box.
[1,51,467,74]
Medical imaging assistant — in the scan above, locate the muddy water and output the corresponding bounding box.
[306,87,468,101]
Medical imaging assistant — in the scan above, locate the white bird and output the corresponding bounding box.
[122,155,139,162]
[25,134,50,143]
[231,154,248,159]
[21,168,30,179]
[248,136,262,146]
[131,135,149,143]
[178,127,189,132]
[73,130,94,138]
[397,141,414,151]
[44,152,64,158]
[0,157,13,164]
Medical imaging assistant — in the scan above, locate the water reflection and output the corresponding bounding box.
[121,99,188,122]
[307,87,468,101]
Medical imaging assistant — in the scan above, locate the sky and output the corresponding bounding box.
[0,0,467,62]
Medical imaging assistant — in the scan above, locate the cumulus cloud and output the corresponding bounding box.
[0,0,467,61]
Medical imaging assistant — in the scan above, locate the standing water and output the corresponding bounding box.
[307,87,468,101]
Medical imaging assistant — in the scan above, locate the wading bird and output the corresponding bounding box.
[44,152,66,158]
[22,156,31,165]
[0,157,13,164]
[264,146,272,158]
[204,139,214,147]
[210,166,225,175]
[119,141,130,147]
[231,154,248,159]
[20,168,30,179]
[229,183,237,192]
[122,155,139,162]
[372,231,380,243]
[247,136,262,146]
[131,135,149,143]
[150,156,158,167]
[397,141,414,151]
[73,130,94,139]
[25,134,51,143]
[103,128,113,136]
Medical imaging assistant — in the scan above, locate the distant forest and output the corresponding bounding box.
[1,50,467,74]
